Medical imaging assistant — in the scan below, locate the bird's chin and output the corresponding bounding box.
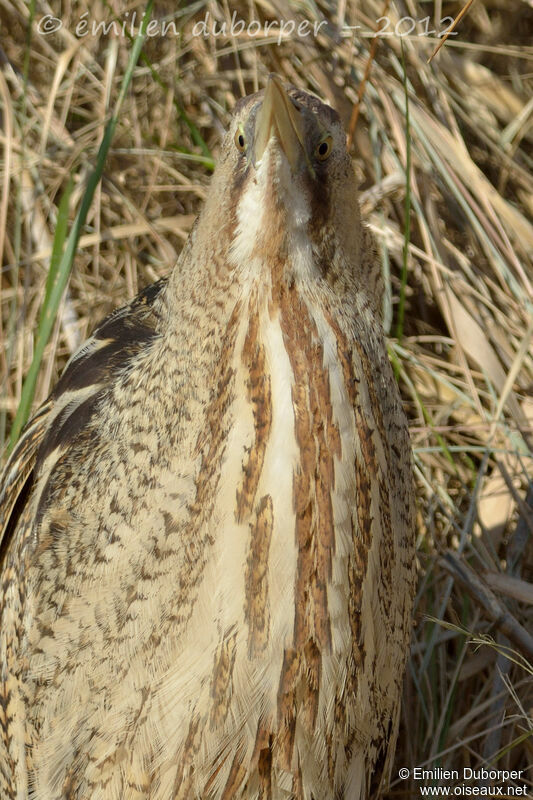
[229,146,312,270]
[261,145,312,230]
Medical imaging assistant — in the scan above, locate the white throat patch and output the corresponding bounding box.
[229,145,314,284]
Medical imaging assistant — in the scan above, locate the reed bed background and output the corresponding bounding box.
[1,0,532,793]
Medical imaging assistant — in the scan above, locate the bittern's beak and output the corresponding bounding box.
[253,75,306,171]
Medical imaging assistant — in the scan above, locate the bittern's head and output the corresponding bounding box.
[206,75,362,281]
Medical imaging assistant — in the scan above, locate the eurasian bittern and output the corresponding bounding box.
[0,75,416,799]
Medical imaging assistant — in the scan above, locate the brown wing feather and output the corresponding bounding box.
[0,277,167,565]
[0,401,52,560]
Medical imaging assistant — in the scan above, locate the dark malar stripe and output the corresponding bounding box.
[235,297,272,523]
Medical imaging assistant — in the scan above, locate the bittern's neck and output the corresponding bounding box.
[229,154,316,290]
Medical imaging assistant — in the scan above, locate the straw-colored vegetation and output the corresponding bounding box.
[1,0,532,792]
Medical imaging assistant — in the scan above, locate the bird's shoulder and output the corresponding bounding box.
[0,277,168,560]
[52,277,167,397]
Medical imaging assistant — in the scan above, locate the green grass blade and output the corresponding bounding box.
[8,0,154,451]
[41,175,75,319]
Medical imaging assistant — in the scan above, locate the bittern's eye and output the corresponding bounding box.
[315,135,333,161]
[234,128,246,152]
